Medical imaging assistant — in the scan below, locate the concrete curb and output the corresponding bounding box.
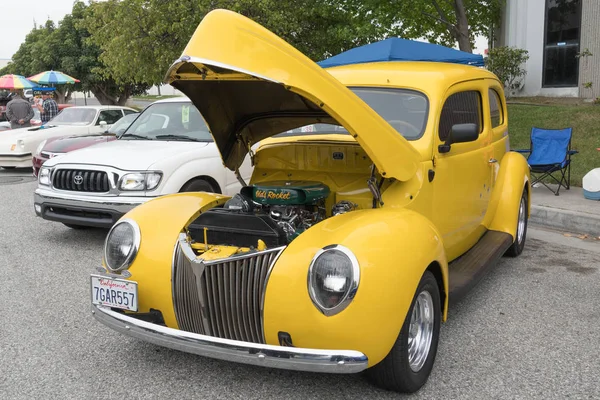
[530,205,600,237]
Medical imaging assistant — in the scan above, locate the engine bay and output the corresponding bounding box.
[187,180,359,257]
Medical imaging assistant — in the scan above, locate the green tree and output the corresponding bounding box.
[356,0,505,52]
[84,0,390,90]
[2,1,149,105]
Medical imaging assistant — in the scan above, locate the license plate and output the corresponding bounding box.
[91,275,138,312]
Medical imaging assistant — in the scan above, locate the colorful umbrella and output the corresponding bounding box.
[28,70,80,85]
[0,74,37,89]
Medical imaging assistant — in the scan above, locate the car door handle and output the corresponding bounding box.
[489,158,498,163]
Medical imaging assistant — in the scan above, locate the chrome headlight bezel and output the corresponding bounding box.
[38,167,51,186]
[103,219,141,272]
[118,172,163,191]
[307,244,360,317]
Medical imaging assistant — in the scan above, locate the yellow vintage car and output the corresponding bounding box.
[90,9,530,394]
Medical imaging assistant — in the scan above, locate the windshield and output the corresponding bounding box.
[108,113,138,135]
[275,88,429,140]
[121,102,212,142]
[49,108,97,125]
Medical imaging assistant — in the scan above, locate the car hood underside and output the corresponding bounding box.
[165,9,420,182]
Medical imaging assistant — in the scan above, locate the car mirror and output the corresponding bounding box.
[438,123,478,153]
[99,121,107,126]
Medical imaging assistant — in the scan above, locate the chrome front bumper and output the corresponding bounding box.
[34,187,153,228]
[92,304,368,373]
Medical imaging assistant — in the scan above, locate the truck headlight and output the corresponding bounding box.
[119,172,162,191]
[17,139,25,150]
[308,245,360,316]
[104,219,141,272]
[38,167,51,186]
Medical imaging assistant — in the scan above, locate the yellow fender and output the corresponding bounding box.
[484,151,531,239]
[263,207,448,367]
[115,192,230,327]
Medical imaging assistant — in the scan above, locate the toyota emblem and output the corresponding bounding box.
[73,175,84,185]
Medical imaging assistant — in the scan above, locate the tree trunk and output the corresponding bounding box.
[453,0,472,52]
[54,89,66,104]
[91,86,118,105]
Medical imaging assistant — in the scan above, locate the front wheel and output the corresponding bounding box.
[504,188,528,257]
[366,270,441,393]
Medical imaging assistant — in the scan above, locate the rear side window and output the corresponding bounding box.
[98,110,124,125]
[489,89,503,128]
[438,91,482,141]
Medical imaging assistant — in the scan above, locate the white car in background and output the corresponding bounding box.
[0,105,137,169]
[33,97,253,229]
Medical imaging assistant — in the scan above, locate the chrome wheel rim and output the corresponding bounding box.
[408,291,434,372]
[517,196,526,244]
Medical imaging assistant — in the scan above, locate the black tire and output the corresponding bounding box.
[366,270,441,393]
[179,178,217,193]
[504,188,528,257]
[62,223,90,230]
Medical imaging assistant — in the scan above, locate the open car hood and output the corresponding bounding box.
[164,9,419,181]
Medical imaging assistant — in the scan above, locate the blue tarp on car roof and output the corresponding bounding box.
[317,37,485,68]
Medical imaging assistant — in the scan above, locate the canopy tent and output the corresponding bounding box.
[317,38,485,68]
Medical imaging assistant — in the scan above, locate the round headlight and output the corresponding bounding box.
[308,245,360,316]
[103,219,141,272]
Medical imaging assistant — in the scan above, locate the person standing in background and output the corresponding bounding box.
[5,89,34,129]
[37,91,59,124]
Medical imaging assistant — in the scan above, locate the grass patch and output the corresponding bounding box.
[508,103,600,187]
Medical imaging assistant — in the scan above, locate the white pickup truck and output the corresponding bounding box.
[33,97,253,229]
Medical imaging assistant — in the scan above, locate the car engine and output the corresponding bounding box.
[187,180,356,248]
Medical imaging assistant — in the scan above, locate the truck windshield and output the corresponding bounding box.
[120,102,213,142]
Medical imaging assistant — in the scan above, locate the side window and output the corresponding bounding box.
[124,109,137,115]
[438,91,482,141]
[489,89,503,128]
[97,110,124,125]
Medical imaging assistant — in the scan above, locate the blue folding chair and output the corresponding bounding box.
[514,127,578,196]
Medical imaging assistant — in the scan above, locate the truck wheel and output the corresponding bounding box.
[179,178,217,193]
[366,271,441,393]
[504,188,528,257]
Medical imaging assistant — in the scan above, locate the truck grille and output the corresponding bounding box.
[52,169,110,192]
[172,235,284,344]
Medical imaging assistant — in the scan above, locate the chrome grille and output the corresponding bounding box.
[52,169,110,192]
[172,234,284,344]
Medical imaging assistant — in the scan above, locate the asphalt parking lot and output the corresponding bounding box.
[1,168,599,399]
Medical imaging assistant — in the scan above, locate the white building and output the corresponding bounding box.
[498,0,599,99]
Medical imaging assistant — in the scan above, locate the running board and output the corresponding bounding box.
[448,230,513,305]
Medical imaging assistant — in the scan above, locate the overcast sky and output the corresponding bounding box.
[0,0,75,59]
[0,0,488,60]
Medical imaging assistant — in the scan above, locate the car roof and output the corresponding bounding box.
[325,61,500,97]
[60,105,137,111]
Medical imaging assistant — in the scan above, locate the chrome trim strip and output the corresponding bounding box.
[307,245,361,317]
[92,304,368,373]
[260,247,285,342]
